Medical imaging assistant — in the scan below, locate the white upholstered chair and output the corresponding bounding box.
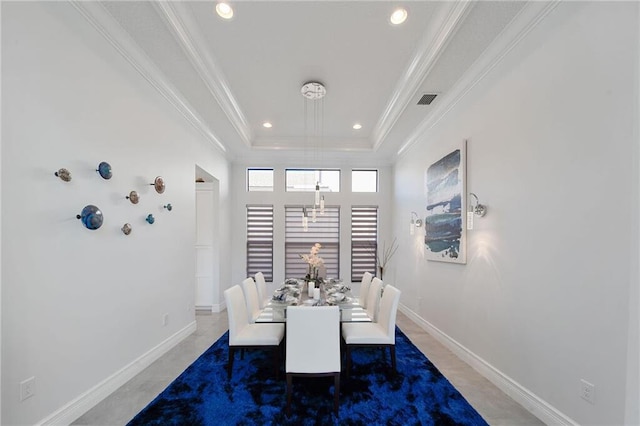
[241,277,262,323]
[342,284,401,377]
[224,285,284,379]
[286,306,341,417]
[358,271,373,308]
[254,271,269,309]
[365,277,383,323]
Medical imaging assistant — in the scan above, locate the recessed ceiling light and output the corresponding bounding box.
[262,122,272,128]
[353,123,362,130]
[216,3,234,20]
[390,8,407,25]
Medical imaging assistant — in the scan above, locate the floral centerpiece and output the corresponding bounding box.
[300,243,324,280]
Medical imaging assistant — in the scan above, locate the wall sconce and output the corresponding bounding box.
[410,211,423,235]
[467,193,487,230]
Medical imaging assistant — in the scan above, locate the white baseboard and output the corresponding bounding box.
[38,320,197,426]
[211,301,226,313]
[398,303,577,426]
[196,301,225,313]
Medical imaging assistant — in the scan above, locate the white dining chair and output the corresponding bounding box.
[365,277,383,323]
[286,306,341,417]
[342,284,401,377]
[358,271,373,308]
[224,285,285,379]
[241,277,262,323]
[254,271,269,309]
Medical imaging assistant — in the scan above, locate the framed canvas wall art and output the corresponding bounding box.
[424,140,467,264]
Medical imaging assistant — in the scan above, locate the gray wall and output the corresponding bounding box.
[393,2,639,425]
[1,3,231,424]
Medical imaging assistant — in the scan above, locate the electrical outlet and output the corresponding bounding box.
[162,313,169,326]
[20,377,35,402]
[580,379,595,404]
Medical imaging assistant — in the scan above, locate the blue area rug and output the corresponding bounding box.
[127,328,487,425]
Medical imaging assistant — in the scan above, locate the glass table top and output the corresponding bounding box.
[254,279,371,323]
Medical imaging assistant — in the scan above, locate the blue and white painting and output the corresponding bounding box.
[425,145,466,263]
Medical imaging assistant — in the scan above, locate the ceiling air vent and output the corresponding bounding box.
[417,93,437,105]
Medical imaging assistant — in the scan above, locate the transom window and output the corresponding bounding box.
[285,169,340,193]
[352,170,378,192]
[247,168,274,192]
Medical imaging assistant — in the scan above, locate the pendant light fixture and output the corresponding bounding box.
[300,81,327,229]
[302,207,309,232]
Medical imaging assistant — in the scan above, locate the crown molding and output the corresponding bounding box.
[371,1,475,151]
[396,1,560,157]
[70,1,227,155]
[153,1,253,147]
[252,136,372,152]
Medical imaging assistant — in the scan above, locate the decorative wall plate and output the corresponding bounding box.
[146,214,155,224]
[164,203,172,211]
[55,168,72,182]
[121,223,132,235]
[76,205,103,230]
[126,191,140,204]
[151,176,165,194]
[97,162,112,180]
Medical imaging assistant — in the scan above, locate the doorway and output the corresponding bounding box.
[195,166,221,312]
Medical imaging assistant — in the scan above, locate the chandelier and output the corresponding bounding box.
[301,81,326,231]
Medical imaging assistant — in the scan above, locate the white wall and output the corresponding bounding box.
[230,164,393,292]
[393,2,639,425]
[1,3,230,425]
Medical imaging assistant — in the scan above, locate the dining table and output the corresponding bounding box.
[254,278,371,323]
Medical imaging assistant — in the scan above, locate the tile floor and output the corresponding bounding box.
[72,311,544,425]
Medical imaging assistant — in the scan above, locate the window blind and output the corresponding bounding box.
[351,206,378,282]
[246,205,274,282]
[285,205,339,279]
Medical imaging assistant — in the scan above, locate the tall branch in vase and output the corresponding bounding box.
[373,238,398,280]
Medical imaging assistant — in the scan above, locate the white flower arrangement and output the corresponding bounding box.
[300,243,324,268]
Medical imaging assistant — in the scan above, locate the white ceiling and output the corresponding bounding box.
[95,1,527,166]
